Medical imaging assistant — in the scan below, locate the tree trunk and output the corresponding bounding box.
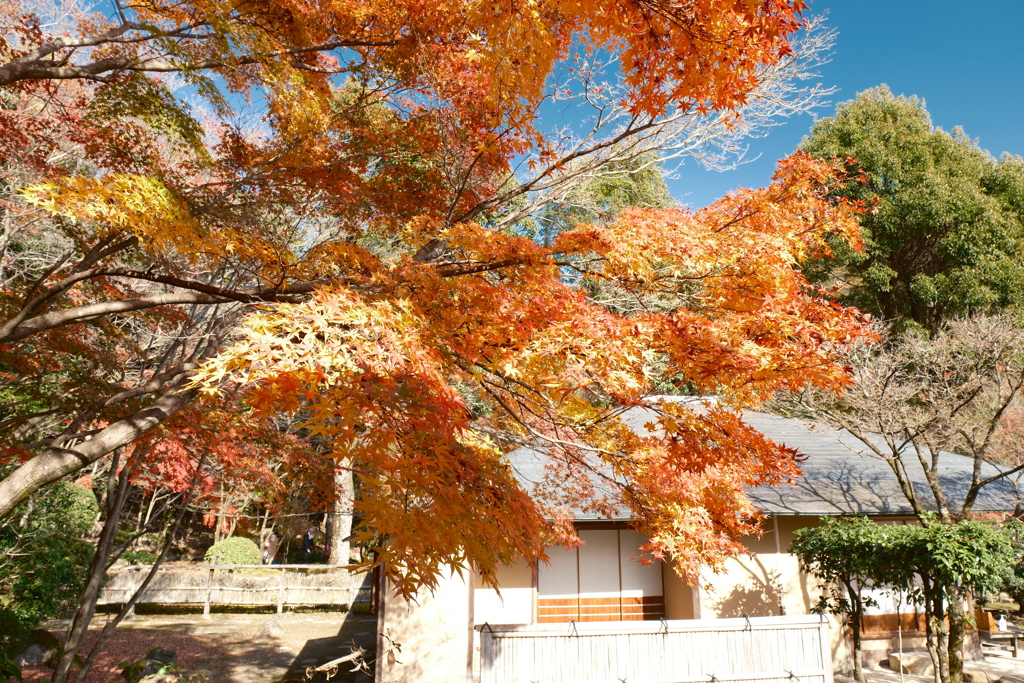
[52,456,133,683]
[923,587,942,683]
[71,488,195,683]
[931,588,951,683]
[56,454,207,683]
[850,606,865,683]
[328,464,354,566]
[946,589,967,683]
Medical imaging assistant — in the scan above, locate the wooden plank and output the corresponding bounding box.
[539,598,579,607]
[862,612,925,634]
[621,596,664,606]
[579,597,622,606]
[581,606,618,618]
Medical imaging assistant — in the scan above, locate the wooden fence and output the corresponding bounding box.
[98,564,372,614]
[476,614,835,683]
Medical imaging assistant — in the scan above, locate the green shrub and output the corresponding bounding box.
[121,550,159,565]
[204,537,260,565]
[0,481,97,658]
[56,482,99,536]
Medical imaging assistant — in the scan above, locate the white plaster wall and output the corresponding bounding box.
[694,515,849,674]
[377,571,471,683]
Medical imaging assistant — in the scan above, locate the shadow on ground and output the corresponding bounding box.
[21,607,377,683]
[280,610,377,683]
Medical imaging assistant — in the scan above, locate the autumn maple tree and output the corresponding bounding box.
[0,0,873,593]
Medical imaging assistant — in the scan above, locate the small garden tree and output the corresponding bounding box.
[792,517,909,683]
[204,537,261,566]
[898,520,1015,683]
[794,515,1015,683]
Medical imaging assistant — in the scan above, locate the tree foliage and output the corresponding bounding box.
[799,86,1024,331]
[196,154,872,591]
[0,0,877,599]
[0,0,839,521]
[793,517,1014,683]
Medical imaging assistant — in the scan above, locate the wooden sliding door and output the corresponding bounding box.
[538,528,664,622]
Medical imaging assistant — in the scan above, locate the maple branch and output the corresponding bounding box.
[1,292,227,342]
[0,28,397,86]
[0,332,224,520]
[0,236,141,342]
[0,267,326,343]
[93,269,323,300]
[0,385,194,519]
[477,381,616,459]
[435,258,532,278]
[43,361,203,451]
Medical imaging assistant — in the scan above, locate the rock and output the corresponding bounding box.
[121,649,176,683]
[253,615,284,639]
[888,652,933,675]
[963,669,991,683]
[123,660,173,682]
[145,648,176,666]
[138,676,179,683]
[14,629,62,667]
[998,677,1024,683]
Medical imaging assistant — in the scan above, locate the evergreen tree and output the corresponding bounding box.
[800,86,1024,331]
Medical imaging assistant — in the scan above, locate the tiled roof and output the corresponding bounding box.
[740,411,1019,515]
[504,398,1021,518]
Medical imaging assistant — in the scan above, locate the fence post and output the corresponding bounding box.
[277,567,287,614]
[202,568,214,619]
[124,568,139,618]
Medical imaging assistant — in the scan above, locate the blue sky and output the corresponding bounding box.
[669,0,1024,208]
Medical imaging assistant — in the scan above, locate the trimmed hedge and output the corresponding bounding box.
[204,537,261,565]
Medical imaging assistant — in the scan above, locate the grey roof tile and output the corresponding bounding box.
[504,399,1021,518]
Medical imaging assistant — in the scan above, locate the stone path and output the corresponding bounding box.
[838,650,1024,683]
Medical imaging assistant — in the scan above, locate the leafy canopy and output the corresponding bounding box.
[0,0,877,596]
[800,86,1024,331]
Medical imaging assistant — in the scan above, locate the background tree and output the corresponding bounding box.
[799,86,1024,332]
[775,315,1024,683]
[0,480,96,658]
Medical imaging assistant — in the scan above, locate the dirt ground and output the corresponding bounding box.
[20,610,376,683]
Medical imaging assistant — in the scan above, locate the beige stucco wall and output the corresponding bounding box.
[377,515,854,678]
[377,570,472,683]
[692,514,847,673]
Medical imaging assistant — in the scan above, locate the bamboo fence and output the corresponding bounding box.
[98,564,371,614]
[476,614,835,683]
